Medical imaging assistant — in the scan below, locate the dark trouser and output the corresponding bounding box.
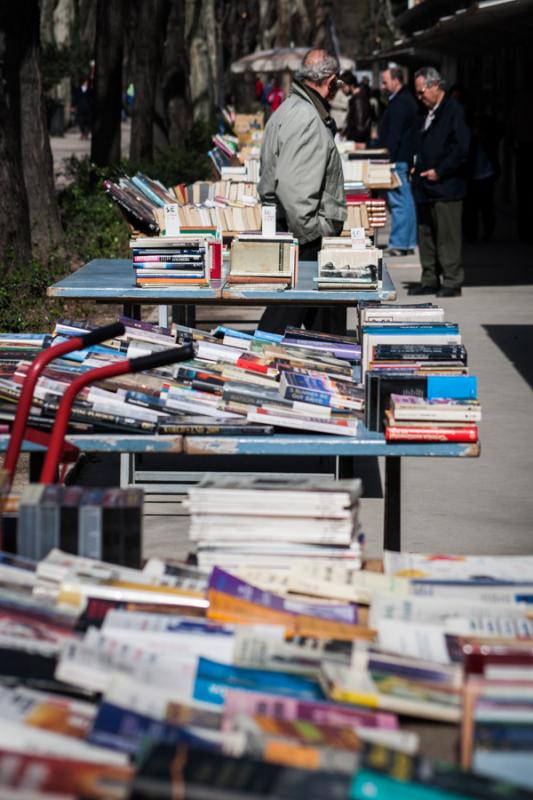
[417,200,464,289]
[258,236,346,336]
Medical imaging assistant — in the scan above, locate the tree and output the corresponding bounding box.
[130,0,170,165]
[0,2,61,269]
[91,0,126,167]
[160,0,193,148]
[16,1,63,260]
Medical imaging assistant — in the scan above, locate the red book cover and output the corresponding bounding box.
[385,425,478,442]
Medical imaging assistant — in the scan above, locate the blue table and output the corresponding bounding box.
[47,259,397,325]
[3,429,479,551]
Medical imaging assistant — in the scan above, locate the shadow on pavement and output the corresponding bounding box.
[483,325,533,391]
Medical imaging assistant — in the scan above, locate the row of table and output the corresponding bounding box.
[43,257,480,551]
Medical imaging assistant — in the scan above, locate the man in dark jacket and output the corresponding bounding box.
[410,67,470,297]
[340,71,372,147]
[378,67,418,256]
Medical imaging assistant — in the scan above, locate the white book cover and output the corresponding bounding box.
[385,550,533,581]
[288,564,409,604]
[369,591,529,628]
[247,407,358,436]
[0,719,127,766]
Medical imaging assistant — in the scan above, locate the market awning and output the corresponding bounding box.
[230,48,355,74]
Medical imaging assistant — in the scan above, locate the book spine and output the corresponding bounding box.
[283,386,331,407]
[385,426,478,442]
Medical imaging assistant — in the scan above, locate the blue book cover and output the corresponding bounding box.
[213,326,254,341]
[88,701,220,755]
[426,375,477,399]
[193,657,323,706]
[254,329,284,343]
[131,175,166,207]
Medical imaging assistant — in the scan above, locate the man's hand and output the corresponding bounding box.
[420,168,439,181]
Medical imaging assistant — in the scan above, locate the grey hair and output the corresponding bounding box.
[387,66,404,84]
[415,66,445,88]
[296,49,340,83]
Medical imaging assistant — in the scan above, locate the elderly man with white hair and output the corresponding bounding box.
[409,66,470,298]
[258,48,347,335]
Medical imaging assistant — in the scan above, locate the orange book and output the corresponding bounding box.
[207,589,375,641]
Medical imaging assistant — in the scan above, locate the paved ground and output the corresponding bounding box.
[47,128,533,560]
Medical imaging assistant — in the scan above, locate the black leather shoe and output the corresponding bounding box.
[407,283,438,295]
[405,248,416,255]
[386,248,407,256]
[437,287,462,297]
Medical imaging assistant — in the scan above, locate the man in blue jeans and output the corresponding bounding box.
[379,67,418,256]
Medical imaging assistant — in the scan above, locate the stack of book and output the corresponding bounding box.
[360,303,482,439]
[175,179,258,204]
[227,232,298,288]
[130,235,211,288]
[17,485,143,566]
[385,393,481,442]
[104,173,262,237]
[316,238,381,290]
[162,203,261,234]
[0,318,363,438]
[186,475,364,571]
[365,198,387,228]
[1,543,532,797]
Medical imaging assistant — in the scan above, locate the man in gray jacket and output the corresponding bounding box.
[258,48,347,334]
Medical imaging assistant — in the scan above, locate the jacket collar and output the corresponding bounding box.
[292,79,336,135]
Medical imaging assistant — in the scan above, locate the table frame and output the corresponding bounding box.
[4,432,480,552]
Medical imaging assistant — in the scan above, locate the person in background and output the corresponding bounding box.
[265,77,285,113]
[257,48,347,334]
[409,66,470,298]
[72,77,92,140]
[378,66,418,256]
[255,75,264,104]
[340,71,372,148]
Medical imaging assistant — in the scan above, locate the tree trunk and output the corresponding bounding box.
[0,9,35,269]
[223,0,260,110]
[130,0,169,165]
[186,0,218,122]
[159,0,192,150]
[15,0,63,261]
[91,0,126,167]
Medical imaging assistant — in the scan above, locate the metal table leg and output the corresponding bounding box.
[384,456,401,551]
[123,303,141,320]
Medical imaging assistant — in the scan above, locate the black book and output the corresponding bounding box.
[373,344,467,363]
[117,488,143,568]
[156,420,274,435]
[60,486,83,554]
[283,327,358,346]
[131,744,351,800]
[365,373,429,432]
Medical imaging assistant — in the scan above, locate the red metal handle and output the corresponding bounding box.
[39,344,194,484]
[3,322,125,487]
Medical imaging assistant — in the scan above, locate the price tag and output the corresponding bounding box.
[262,204,276,237]
[350,227,366,249]
[164,203,181,236]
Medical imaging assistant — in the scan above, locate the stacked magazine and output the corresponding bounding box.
[186,475,364,570]
[0,318,363,438]
[0,544,532,797]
